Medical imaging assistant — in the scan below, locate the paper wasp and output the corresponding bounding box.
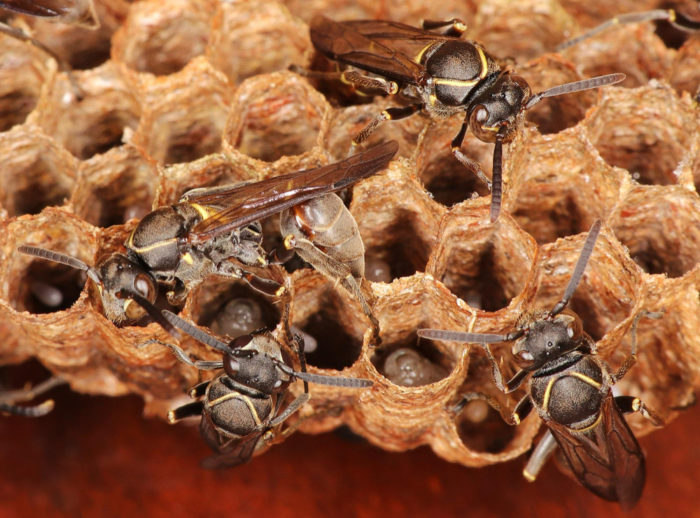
[155,309,372,468]
[300,15,625,221]
[420,220,661,508]
[19,141,398,328]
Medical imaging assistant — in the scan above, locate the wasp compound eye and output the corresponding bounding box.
[134,273,156,302]
[230,334,253,350]
[475,106,488,123]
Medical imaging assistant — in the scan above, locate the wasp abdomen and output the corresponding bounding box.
[280,194,365,280]
[205,379,273,438]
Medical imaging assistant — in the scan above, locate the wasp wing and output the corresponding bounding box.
[310,15,440,84]
[548,395,645,509]
[201,432,262,469]
[187,140,398,242]
[0,1,61,16]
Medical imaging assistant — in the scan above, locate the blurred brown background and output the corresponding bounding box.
[0,380,698,518]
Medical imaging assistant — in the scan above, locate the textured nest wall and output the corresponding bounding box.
[0,0,699,469]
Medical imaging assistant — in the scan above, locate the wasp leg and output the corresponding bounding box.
[612,310,662,383]
[451,117,492,189]
[168,401,205,423]
[0,376,65,417]
[216,261,286,298]
[451,391,524,426]
[512,395,533,425]
[267,244,296,266]
[290,332,310,395]
[284,235,380,344]
[352,104,423,149]
[422,18,468,37]
[0,21,84,100]
[523,430,558,482]
[556,9,700,51]
[614,395,664,426]
[138,339,224,370]
[290,65,399,95]
[269,393,311,427]
[189,381,210,399]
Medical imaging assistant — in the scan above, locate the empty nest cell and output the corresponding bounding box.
[610,186,700,278]
[452,393,517,454]
[559,23,673,88]
[0,34,50,132]
[1,209,96,315]
[472,0,574,61]
[135,57,231,165]
[288,272,367,371]
[33,62,142,160]
[586,83,697,186]
[352,168,443,282]
[415,118,492,207]
[23,0,128,70]
[531,227,642,342]
[518,55,597,135]
[0,126,77,217]
[507,126,622,244]
[427,209,537,312]
[206,1,310,85]
[112,0,216,76]
[72,144,158,228]
[225,71,327,162]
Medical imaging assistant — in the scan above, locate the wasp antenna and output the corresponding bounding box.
[292,370,373,388]
[417,329,509,344]
[490,129,506,222]
[525,74,625,110]
[18,245,101,284]
[549,219,602,317]
[161,310,231,353]
[556,10,698,51]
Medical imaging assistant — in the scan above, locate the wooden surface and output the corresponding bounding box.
[0,383,698,518]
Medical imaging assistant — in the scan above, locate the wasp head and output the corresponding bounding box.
[224,334,288,395]
[97,254,158,323]
[511,312,583,370]
[468,74,531,143]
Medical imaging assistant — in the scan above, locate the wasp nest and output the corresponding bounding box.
[0,0,699,470]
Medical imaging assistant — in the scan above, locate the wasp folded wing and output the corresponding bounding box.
[187,140,398,242]
[0,0,61,16]
[201,432,262,470]
[549,396,645,509]
[310,15,429,84]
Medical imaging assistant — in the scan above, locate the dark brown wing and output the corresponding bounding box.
[548,395,645,509]
[310,15,435,84]
[0,0,61,17]
[188,140,398,242]
[200,432,263,469]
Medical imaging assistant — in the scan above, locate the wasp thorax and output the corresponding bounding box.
[426,40,492,106]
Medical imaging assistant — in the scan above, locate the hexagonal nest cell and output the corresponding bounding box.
[0,0,699,507]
